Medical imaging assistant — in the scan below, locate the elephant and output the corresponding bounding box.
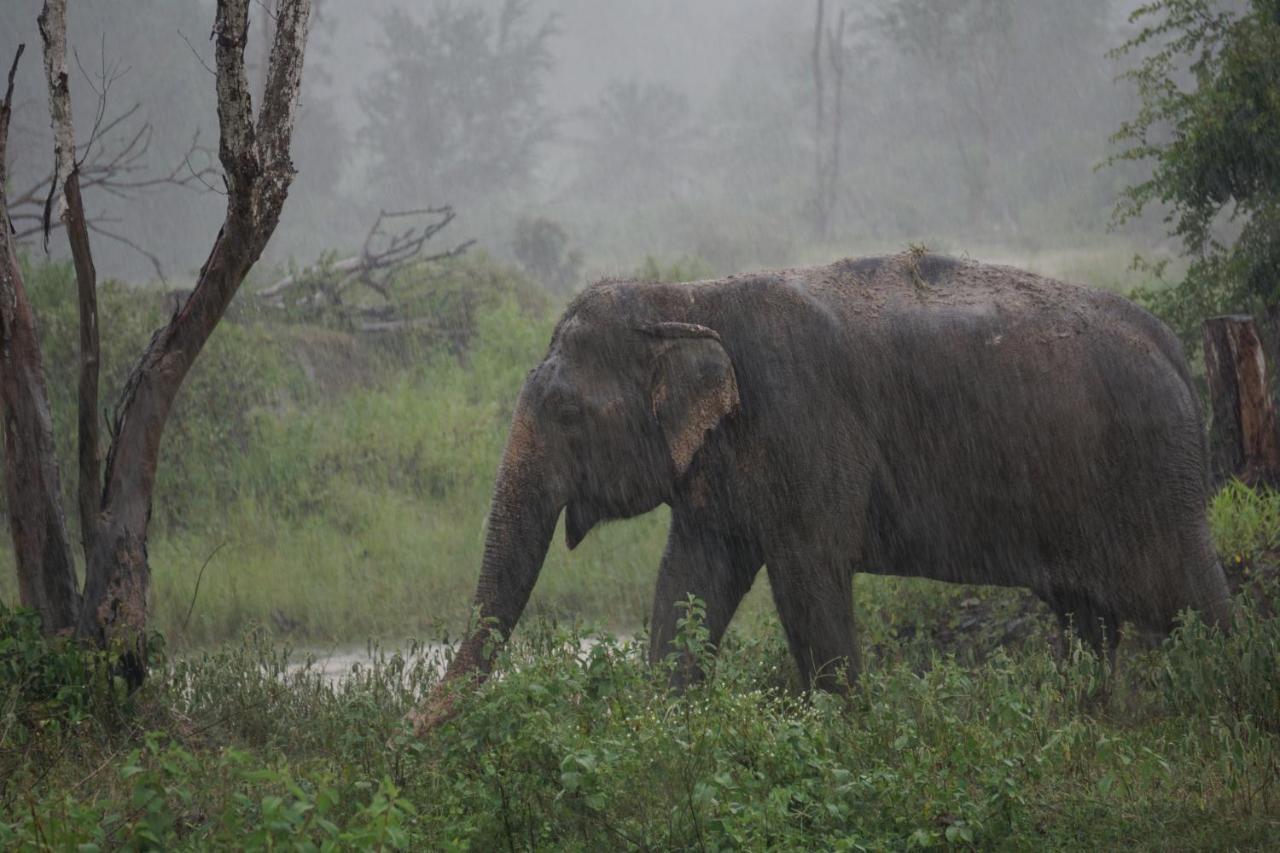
[418,251,1232,725]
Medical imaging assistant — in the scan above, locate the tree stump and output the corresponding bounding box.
[1202,315,1280,486]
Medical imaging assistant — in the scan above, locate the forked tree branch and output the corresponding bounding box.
[80,0,312,647]
[258,206,474,302]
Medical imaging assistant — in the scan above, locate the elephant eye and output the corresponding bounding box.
[558,402,584,424]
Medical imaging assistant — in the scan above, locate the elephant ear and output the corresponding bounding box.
[642,322,740,478]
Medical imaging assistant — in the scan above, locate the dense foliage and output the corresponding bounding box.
[1109,0,1280,344]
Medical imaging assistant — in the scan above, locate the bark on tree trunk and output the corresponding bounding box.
[0,231,83,633]
[1202,314,1280,486]
[1262,303,1280,402]
[38,0,104,567]
[0,46,82,635]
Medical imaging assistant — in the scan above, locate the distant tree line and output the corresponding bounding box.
[0,0,1144,284]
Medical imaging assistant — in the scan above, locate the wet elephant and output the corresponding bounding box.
[418,252,1232,725]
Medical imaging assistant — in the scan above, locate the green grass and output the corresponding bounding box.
[1211,480,1280,563]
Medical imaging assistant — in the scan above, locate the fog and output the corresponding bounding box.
[1,0,1156,286]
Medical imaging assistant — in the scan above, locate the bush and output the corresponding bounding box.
[0,602,143,747]
[1210,480,1280,563]
[513,216,583,294]
[1109,0,1280,349]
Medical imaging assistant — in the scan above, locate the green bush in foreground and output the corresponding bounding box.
[2,578,1278,850]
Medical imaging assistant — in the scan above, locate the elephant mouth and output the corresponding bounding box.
[565,480,668,550]
[565,500,600,550]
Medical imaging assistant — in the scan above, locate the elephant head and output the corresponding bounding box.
[438,290,740,690]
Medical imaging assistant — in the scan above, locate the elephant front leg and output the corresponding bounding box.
[648,513,761,686]
[766,552,860,693]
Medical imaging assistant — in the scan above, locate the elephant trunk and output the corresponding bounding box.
[442,406,561,684]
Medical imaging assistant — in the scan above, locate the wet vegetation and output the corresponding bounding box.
[1,552,1277,847]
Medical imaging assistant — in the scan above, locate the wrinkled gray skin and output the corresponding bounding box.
[441,252,1232,694]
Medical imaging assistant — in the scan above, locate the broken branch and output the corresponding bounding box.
[259,206,474,303]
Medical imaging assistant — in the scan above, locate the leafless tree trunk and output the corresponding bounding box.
[0,47,83,634]
[0,0,312,673]
[1203,315,1280,486]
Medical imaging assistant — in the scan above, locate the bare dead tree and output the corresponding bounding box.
[37,0,102,586]
[878,0,1011,229]
[0,0,312,676]
[259,206,473,306]
[825,7,847,236]
[0,44,82,635]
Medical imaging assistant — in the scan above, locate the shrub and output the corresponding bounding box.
[0,603,145,747]
[1210,480,1280,563]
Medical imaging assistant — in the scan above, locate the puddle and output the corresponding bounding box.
[290,635,632,685]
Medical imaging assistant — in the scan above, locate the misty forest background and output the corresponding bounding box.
[1,0,1148,283]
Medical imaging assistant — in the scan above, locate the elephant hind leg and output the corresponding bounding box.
[1128,530,1232,638]
[1175,532,1232,633]
[765,559,859,693]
